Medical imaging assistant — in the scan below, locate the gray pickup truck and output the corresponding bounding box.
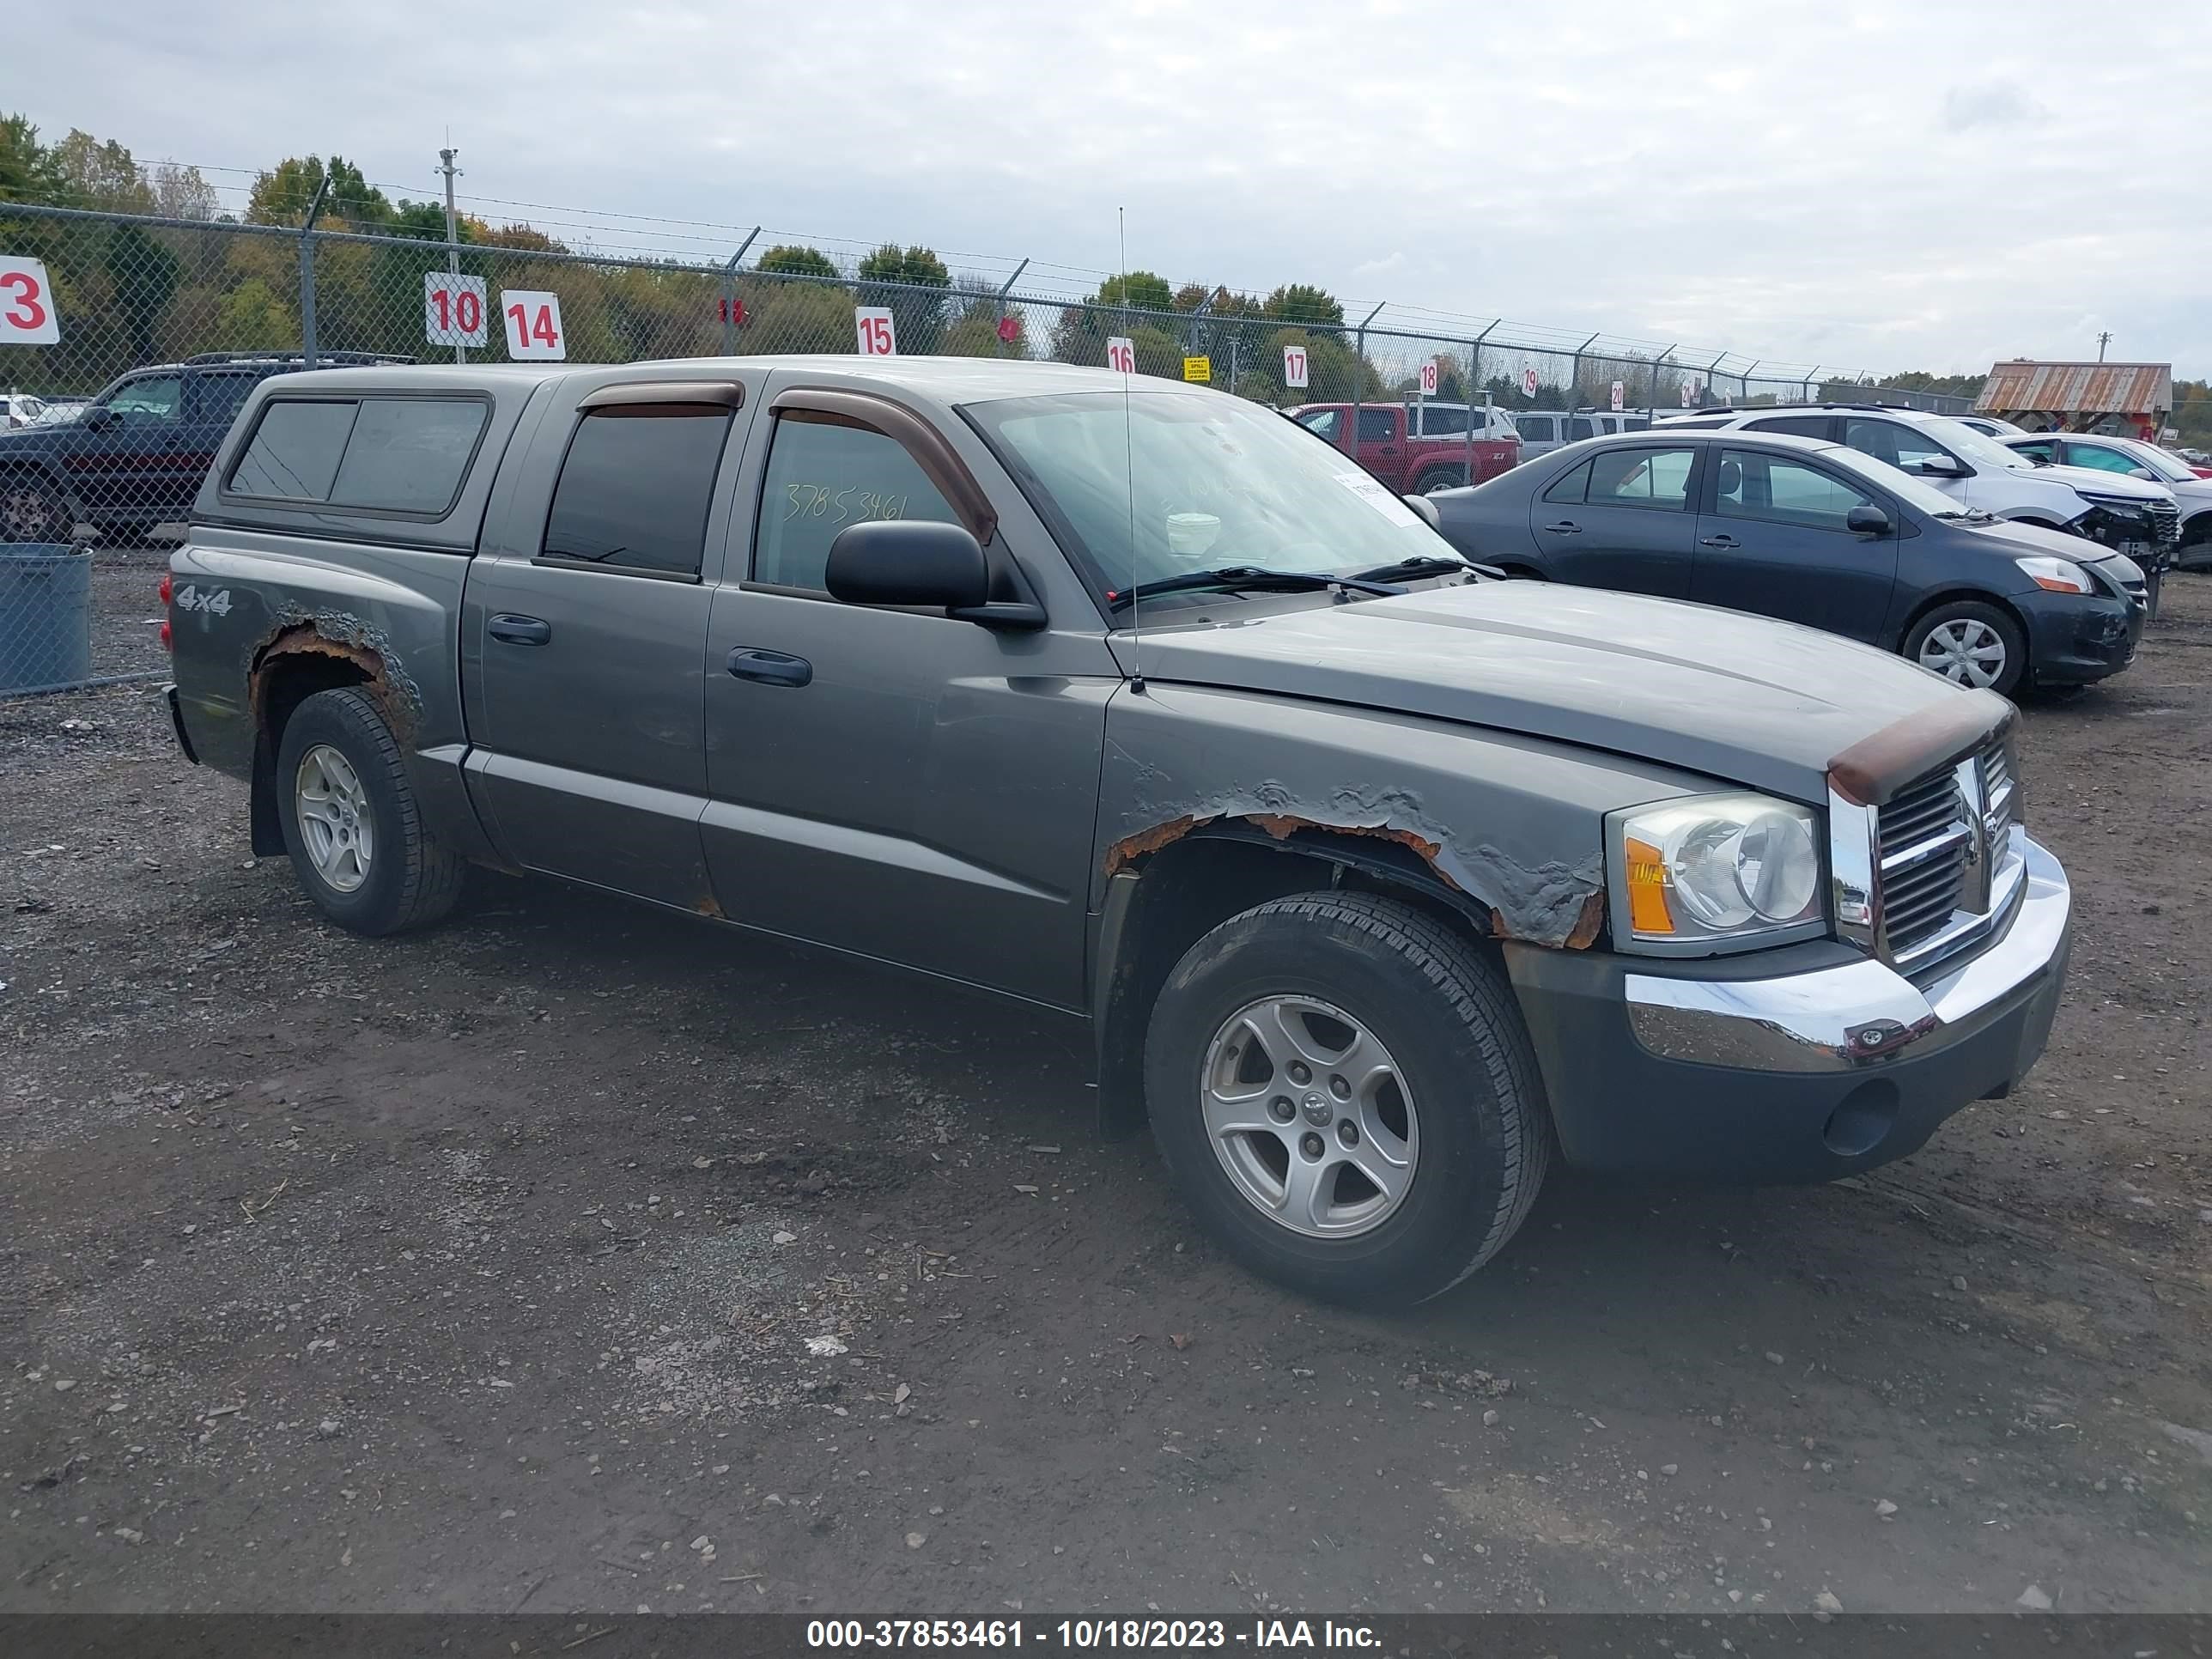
[163,356,2073,1306]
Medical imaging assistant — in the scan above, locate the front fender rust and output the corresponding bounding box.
[1104,792,1607,950]
[246,614,423,744]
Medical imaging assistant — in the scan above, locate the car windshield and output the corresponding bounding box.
[966,390,1441,608]
[1919,416,2035,471]
[2108,439,2196,483]
[1816,443,1972,518]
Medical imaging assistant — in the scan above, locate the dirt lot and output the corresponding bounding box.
[3,577,2209,1619]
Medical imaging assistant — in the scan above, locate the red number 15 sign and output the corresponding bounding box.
[501,289,566,360]
[0,257,61,345]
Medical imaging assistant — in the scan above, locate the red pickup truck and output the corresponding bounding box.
[1286,402,1521,494]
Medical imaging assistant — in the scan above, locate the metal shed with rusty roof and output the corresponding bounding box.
[1974,360,2172,438]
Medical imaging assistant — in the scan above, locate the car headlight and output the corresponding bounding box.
[2074,489,2152,519]
[2015,554,2093,594]
[1608,793,1824,953]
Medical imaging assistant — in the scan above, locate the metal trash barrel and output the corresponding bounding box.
[0,543,93,695]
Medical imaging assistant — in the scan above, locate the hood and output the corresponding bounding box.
[1133,581,2008,805]
[1959,514,2130,562]
[2025,461,2173,503]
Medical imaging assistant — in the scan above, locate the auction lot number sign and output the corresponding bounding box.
[0,256,61,345]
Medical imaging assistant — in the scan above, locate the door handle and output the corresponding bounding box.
[1698,534,1740,549]
[726,647,812,687]
[487,613,551,646]
[1540,520,1582,534]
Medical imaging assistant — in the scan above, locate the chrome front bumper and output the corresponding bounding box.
[1624,831,2069,1074]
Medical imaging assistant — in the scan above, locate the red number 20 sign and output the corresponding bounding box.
[501,289,566,361]
[0,257,61,345]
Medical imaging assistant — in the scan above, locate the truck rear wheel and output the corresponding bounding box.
[1416,466,1466,495]
[1,472,72,543]
[1144,890,1550,1306]
[275,687,466,936]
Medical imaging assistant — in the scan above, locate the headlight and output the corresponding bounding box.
[1608,793,1824,952]
[2074,489,2152,518]
[2015,554,2093,594]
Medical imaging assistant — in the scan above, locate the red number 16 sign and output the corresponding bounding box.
[501,290,566,360]
[0,257,61,345]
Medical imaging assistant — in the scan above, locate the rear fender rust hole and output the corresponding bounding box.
[1823,1078,1900,1158]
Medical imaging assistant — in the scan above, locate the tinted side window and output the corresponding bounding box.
[229,400,358,499]
[1517,416,1555,443]
[2011,440,2058,465]
[1540,460,1591,504]
[753,417,960,592]
[1420,405,1468,436]
[1565,417,1595,441]
[543,406,732,578]
[1714,450,1875,532]
[1297,410,1341,442]
[193,373,260,428]
[1356,409,1397,443]
[331,399,489,513]
[1844,418,1953,471]
[1589,447,1694,510]
[1747,416,1831,439]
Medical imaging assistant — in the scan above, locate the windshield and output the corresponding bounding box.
[1817,443,1975,518]
[1920,416,2035,471]
[2108,438,2195,483]
[966,390,1443,611]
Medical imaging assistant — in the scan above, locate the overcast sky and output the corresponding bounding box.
[15,0,2209,377]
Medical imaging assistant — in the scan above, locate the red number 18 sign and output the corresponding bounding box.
[501,290,566,360]
[0,256,61,346]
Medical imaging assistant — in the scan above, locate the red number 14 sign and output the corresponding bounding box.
[501,289,566,360]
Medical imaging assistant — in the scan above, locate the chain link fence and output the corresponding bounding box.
[0,199,1972,696]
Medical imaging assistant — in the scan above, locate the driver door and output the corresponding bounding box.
[697,383,1119,1009]
[70,373,188,521]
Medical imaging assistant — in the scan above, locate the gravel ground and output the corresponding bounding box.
[1,580,2208,1618]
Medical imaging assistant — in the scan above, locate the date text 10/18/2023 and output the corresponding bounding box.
[805,1620,1382,1650]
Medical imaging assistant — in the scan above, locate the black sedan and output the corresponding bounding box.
[1431,430,2147,696]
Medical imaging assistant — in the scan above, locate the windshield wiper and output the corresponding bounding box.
[1345,553,1487,583]
[1935,509,1998,524]
[1105,566,1401,611]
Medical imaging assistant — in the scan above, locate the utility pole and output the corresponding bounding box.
[2096,330,2112,362]
[439,145,465,365]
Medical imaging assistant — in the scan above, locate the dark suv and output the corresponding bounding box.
[0,351,410,543]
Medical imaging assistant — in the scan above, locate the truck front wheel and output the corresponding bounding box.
[1144,890,1551,1306]
[0,471,73,543]
[275,687,466,936]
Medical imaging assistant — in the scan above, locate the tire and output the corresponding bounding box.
[1416,466,1466,495]
[1144,890,1551,1307]
[1903,599,2027,696]
[275,686,467,936]
[0,471,73,544]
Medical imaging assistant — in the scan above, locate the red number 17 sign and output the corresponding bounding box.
[501,289,566,360]
[0,257,61,345]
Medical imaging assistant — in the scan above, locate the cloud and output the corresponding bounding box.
[1940,79,2050,132]
[11,0,2212,374]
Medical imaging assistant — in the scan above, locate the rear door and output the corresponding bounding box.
[1691,446,1899,641]
[1528,441,1701,596]
[465,379,755,910]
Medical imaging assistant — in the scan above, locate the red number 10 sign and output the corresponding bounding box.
[501,290,566,360]
[424,272,488,347]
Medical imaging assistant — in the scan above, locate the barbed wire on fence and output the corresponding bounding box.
[0,198,1973,696]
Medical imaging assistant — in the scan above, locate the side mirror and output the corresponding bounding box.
[1915,455,1969,479]
[80,405,113,430]
[2130,467,2157,480]
[826,520,991,611]
[1401,494,1443,531]
[1845,504,1892,537]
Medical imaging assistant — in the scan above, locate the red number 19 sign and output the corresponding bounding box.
[501,290,566,360]
[0,256,61,345]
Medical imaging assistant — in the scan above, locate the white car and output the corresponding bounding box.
[0,393,46,429]
[1955,414,2027,439]
[2002,430,2212,568]
[1684,404,2179,560]
[1508,409,1654,459]
[1404,401,1523,443]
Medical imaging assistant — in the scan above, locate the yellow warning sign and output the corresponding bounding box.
[1182,356,1212,384]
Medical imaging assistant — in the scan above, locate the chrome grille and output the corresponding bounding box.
[2149,501,2180,546]
[1876,769,1971,959]
[1979,744,2015,844]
